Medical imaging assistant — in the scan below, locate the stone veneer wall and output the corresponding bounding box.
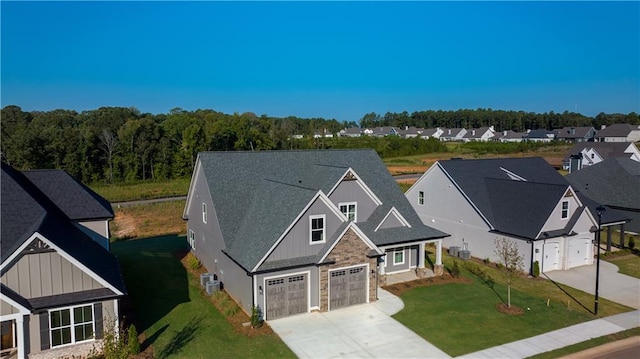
[319,228,378,312]
[28,340,101,359]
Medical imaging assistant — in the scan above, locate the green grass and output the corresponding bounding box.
[604,252,640,279]
[527,327,640,359]
[394,251,633,357]
[91,178,191,202]
[112,235,295,359]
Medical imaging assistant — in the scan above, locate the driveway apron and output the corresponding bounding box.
[545,261,640,309]
[268,289,451,359]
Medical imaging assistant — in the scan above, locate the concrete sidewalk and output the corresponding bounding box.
[458,310,640,358]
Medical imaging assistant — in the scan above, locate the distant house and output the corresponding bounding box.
[313,129,334,138]
[1,163,126,359]
[524,129,555,142]
[555,126,596,143]
[567,158,640,234]
[398,126,423,138]
[407,157,602,274]
[420,128,444,140]
[462,126,495,142]
[498,130,526,143]
[183,150,448,320]
[595,124,640,143]
[563,142,640,172]
[368,127,399,137]
[439,128,467,142]
[338,128,363,137]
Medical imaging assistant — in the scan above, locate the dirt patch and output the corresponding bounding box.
[387,165,430,175]
[383,274,471,296]
[111,202,185,240]
[496,303,524,315]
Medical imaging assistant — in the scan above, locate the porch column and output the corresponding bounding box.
[418,242,425,268]
[620,223,626,248]
[17,315,25,359]
[606,226,612,252]
[435,239,442,266]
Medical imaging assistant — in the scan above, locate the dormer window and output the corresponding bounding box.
[310,215,326,244]
[339,202,357,222]
[418,191,424,205]
[561,200,569,219]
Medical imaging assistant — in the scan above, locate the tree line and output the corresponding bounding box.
[1,105,637,184]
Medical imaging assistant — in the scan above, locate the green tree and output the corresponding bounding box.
[493,237,524,308]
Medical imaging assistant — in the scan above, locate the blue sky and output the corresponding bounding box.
[2,1,639,121]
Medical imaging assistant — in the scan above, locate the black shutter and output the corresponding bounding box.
[39,312,50,350]
[94,302,103,339]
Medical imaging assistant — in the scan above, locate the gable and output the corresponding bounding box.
[375,207,410,231]
[327,170,380,223]
[319,225,381,263]
[538,187,584,234]
[1,237,105,300]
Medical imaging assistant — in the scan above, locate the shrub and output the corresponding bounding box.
[186,254,201,271]
[483,257,490,264]
[223,305,239,317]
[88,319,139,359]
[629,236,635,250]
[250,306,263,328]
[126,325,140,356]
[532,260,540,278]
[451,260,461,278]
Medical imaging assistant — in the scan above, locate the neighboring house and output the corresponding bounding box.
[338,128,363,137]
[567,158,640,234]
[555,126,596,143]
[420,128,444,140]
[407,157,601,274]
[183,150,448,320]
[524,129,555,142]
[1,163,126,359]
[498,130,526,143]
[439,128,467,141]
[368,127,399,137]
[313,129,334,138]
[595,124,640,143]
[562,142,640,172]
[462,126,495,142]
[398,126,423,138]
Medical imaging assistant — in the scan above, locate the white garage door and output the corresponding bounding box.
[329,266,367,310]
[265,274,307,320]
[542,242,560,272]
[568,237,591,269]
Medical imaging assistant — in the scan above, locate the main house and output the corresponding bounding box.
[183,150,448,320]
[1,164,126,359]
[406,158,601,274]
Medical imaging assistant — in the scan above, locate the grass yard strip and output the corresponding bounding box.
[110,201,186,240]
[112,235,296,359]
[91,178,191,202]
[526,327,640,359]
[604,253,640,279]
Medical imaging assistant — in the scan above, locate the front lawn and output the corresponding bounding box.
[391,252,633,357]
[112,235,295,359]
[604,252,640,279]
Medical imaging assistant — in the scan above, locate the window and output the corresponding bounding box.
[339,202,357,222]
[418,191,424,205]
[393,249,404,265]
[189,230,195,249]
[50,304,94,347]
[561,201,569,219]
[202,203,207,223]
[310,215,325,244]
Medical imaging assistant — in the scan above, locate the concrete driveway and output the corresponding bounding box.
[545,261,640,309]
[268,289,451,359]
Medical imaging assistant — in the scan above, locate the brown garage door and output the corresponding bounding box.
[330,266,367,310]
[266,274,307,320]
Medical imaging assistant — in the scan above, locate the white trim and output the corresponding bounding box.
[374,207,411,232]
[188,229,195,250]
[338,202,357,222]
[327,168,382,206]
[0,295,30,315]
[183,157,202,219]
[393,249,405,265]
[378,239,439,250]
[262,270,311,321]
[251,191,346,272]
[327,263,370,311]
[309,214,327,245]
[418,190,424,205]
[561,200,570,220]
[202,202,208,224]
[0,233,39,272]
[48,303,96,349]
[535,186,591,240]
[318,222,383,263]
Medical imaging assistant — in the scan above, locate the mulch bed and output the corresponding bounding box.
[382,274,471,296]
[496,303,524,315]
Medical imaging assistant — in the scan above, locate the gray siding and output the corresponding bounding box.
[540,193,583,233]
[1,251,104,299]
[328,180,378,223]
[255,265,318,314]
[187,167,254,313]
[384,247,411,273]
[1,297,20,315]
[410,245,418,267]
[267,198,344,262]
[378,210,405,230]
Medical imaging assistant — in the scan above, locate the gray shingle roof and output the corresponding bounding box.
[566,158,640,210]
[22,169,114,220]
[596,124,640,138]
[524,129,554,139]
[1,163,126,296]
[197,149,448,272]
[556,126,595,139]
[438,157,574,240]
[562,142,634,162]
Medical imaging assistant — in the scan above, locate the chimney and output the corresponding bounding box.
[570,127,575,135]
[503,131,507,136]
[601,125,607,130]
[472,129,476,136]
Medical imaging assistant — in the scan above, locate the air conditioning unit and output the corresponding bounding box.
[458,250,471,260]
[200,273,214,288]
[448,246,460,257]
[205,280,221,296]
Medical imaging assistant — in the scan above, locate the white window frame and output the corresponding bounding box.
[189,229,195,250]
[418,191,424,205]
[393,249,405,265]
[339,202,357,222]
[309,215,326,244]
[202,203,207,224]
[561,200,569,219]
[49,304,95,348]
